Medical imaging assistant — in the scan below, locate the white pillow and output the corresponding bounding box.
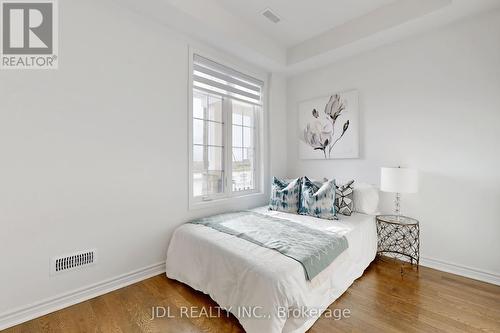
[353,182,380,215]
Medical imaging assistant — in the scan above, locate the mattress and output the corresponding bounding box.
[165,206,377,333]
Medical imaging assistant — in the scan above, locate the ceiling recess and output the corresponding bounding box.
[262,8,280,24]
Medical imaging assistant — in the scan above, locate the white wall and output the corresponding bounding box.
[0,0,286,318]
[287,10,500,279]
[269,74,288,177]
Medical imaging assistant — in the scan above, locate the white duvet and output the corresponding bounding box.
[165,207,377,333]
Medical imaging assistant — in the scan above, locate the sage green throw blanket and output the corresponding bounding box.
[188,211,348,281]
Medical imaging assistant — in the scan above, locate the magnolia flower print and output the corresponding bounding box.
[303,94,350,159]
[325,95,344,119]
[303,121,333,158]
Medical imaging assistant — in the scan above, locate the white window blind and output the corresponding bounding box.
[193,54,264,106]
[190,53,263,206]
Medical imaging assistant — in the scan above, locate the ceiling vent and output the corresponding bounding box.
[262,8,280,24]
[51,249,97,275]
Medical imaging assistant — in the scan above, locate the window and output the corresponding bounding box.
[190,53,264,205]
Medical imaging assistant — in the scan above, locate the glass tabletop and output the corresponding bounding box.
[376,215,418,225]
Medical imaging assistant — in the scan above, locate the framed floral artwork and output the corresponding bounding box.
[298,90,359,159]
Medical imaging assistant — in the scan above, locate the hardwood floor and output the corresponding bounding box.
[4,259,500,333]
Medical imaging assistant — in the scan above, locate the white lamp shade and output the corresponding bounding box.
[380,167,418,193]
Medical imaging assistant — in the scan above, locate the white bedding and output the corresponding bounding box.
[165,207,377,333]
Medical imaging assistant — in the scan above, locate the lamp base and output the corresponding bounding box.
[394,192,401,220]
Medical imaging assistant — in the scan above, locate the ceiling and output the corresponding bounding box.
[214,0,396,47]
[119,0,500,75]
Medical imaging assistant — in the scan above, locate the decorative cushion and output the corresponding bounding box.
[298,177,337,220]
[335,180,355,216]
[353,182,380,215]
[269,177,301,213]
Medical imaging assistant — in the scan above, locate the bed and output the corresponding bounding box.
[165,206,377,333]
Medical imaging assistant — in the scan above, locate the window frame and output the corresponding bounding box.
[188,48,265,209]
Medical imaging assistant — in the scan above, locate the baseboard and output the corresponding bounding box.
[0,262,166,330]
[420,257,500,286]
[2,258,498,330]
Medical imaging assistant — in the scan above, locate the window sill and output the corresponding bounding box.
[189,191,265,211]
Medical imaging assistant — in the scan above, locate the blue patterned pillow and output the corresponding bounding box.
[269,177,301,213]
[298,177,337,220]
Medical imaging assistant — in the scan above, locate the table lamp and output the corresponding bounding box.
[380,167,418,220]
